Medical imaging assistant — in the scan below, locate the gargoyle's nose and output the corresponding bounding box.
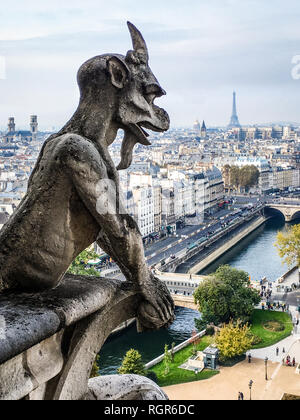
[160,88,166,96]
[144,83,166,98]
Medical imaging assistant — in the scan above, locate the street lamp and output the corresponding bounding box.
[265,357,268,381]
[248,379,253,401]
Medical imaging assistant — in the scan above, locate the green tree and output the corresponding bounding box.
[222,164,232,191]
[118,349,145,376]
[68,248,100,277]
[229,166,240,191]
[225,165,259,192]
[194,265,260,330]
[163,344,172,376]
[239,165,259,190]
[275,224,300,268]
[90,355,100,378]
[216,320,254,361]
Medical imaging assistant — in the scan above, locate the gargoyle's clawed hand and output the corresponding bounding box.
[137,274,175,332]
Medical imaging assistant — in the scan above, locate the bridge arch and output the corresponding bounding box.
[265,204,300,222]
[289,210,300,222]
[264,206,286,221]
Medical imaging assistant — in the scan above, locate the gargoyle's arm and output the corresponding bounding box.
[58,135,174,327]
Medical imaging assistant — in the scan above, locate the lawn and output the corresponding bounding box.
[148,335,219,387]
[250,309,293,349]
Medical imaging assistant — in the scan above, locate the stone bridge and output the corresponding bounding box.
[265,202,300,222]
[171,295,198,310]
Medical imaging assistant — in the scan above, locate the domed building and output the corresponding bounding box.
[193,119,201,133]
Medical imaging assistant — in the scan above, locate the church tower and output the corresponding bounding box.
[200,120,207,138]
[8,117,15,133]
[30,115,38,140]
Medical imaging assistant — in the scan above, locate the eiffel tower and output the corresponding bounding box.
[228,91,241,129]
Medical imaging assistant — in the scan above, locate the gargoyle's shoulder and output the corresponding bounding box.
[52,133,99,160]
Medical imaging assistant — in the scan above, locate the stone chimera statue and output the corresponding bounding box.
[0,22,174,331]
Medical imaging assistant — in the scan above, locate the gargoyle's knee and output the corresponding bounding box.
[84,374,168,400]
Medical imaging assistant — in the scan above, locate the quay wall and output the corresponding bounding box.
[189,216,267,275]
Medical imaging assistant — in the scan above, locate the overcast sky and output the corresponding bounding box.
[0,0,300,130]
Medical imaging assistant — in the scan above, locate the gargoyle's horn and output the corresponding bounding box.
[127,21,149,63]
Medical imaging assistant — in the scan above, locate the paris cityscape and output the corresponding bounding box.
[0,0,300,406]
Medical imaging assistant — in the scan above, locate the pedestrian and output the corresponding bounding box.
[276,347,279,357]
[240,392,244,401]
[248,353,252,363]
[282,347,285,353]
[292,358,296,367]
[238,392,241,400]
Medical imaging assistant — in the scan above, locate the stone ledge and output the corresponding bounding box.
[0,274,137,365]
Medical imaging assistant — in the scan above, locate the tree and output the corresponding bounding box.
[163,344,172,376]
[68,248,100,277]
[239,165,259,191]
[275,224,300,268]
[229,166,240,191]
[190,330,201,355]
[216,320,254,361]
[194,265,260,330]
[118,349,145,376]
[223,165,259,192]
[90,355,100,378]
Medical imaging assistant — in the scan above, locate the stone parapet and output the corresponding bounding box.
[0,274,153,400]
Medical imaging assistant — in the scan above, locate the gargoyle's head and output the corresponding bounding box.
[77,22,170,170]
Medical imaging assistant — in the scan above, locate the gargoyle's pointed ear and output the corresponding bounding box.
[127,21,149,64]
[107,56,130,89]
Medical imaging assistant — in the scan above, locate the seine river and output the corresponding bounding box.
[98,216,291,375]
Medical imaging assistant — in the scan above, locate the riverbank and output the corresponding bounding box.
[188,215,267,274]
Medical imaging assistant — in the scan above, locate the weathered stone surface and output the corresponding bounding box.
[0,21,174,332]
[0,274,135,364]
[0,332,64,400]
[85,375,168,400]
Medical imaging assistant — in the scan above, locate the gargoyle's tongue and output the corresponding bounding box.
[127,123,151,146]
[117,124,151,171]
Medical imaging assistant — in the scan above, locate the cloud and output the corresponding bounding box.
[0,0,300,128]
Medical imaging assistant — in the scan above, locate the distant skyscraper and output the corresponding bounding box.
[228,91,241,129]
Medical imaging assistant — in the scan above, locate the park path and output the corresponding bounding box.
[249,305,300,363]
[248,333,300,363]
[164,307,300,400]
[163,357,300,400]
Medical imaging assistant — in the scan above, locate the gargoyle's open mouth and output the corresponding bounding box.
[129,122,151,146]
[128,119,168,147]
